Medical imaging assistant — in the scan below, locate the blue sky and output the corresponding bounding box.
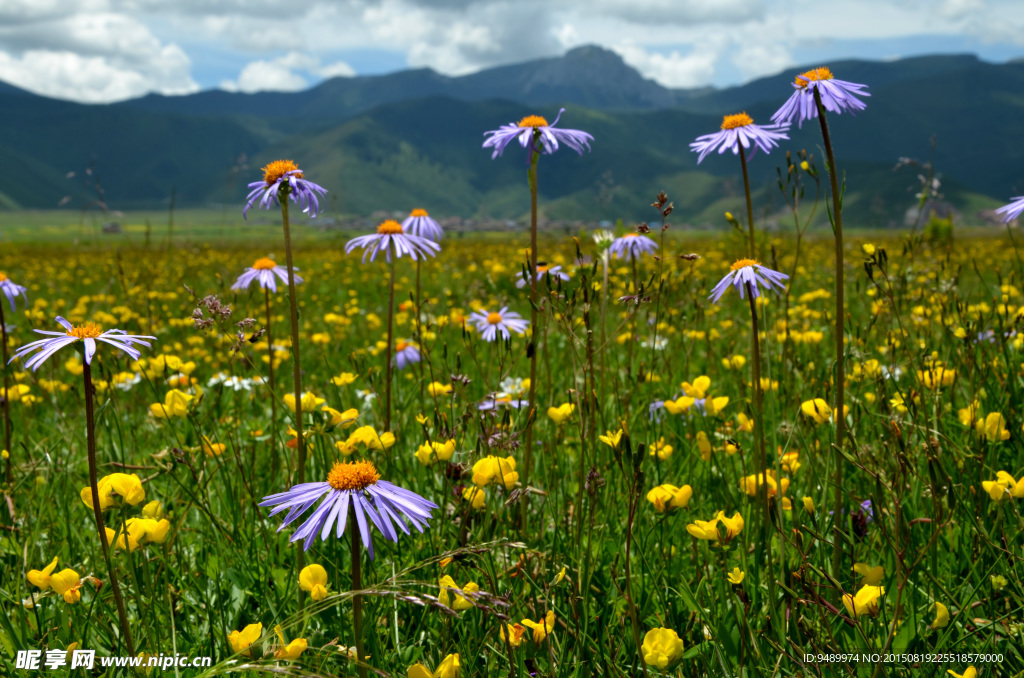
[0,0,1021,103]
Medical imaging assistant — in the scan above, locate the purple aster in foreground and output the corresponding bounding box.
[608,234,659,260]
[0,272,28,312]
[690,112,789,163]
[231,257,303,293]
[708,259,789,304]
[243,159,328,219]
[771,67,869,128]
[483,108,593,159]
[345,220,441,263]
[996,196,1024,223]
[259,459,437,558]
[469,307,530,342]
[402,208,444,242]
[393,340,421,369]
[515,264,570,289]
[10,316,155,371]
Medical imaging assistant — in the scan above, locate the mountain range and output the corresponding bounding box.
[1,46,1022,228]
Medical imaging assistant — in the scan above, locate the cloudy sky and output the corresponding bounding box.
[0,0,1021,104]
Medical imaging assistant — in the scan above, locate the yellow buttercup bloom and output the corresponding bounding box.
[415,440,456,466]
[800,398,847,424]
[299,564,329,602]
[646,484,692,513]
[841,585,885,617]
[284,391,326,412]
[981,471,1024,501]
[726,567,745,585]
[958,401,981,427]
[408,654,461,678]
[344,426,396,451]
[322,406,359,428]
[931,601,950,629]
[599,429,623,449]
[273,625,307,660]
[331,372,358,386]
[499,623,528,648]
[947,667,977,678]
[853,563,884,586]
[547,403,575,425]
[976,412,1009,441]
[80,473,146,511]
[641,627,684,669]
[648,437,673,460]
[462,486,486,510]
[521,611,555,643]
[681,376,711,398]
[427,381,453,397]
[471,455,518,490]
[149,389,194,419]
[228,622,262,656]
[50,568,83,604]
[439,576,479,612]
[27,556,59,590]
[696,431,712,460]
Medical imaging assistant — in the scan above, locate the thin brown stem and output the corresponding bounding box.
[813,87,847,586]
[521,146,541,534]
[279,191,307,609]
[0,301,12,485]
[351,507,368,678]
[265,288,278,478]
[739,147,756,258]
[84,362,135,655]
[384,256,396,432]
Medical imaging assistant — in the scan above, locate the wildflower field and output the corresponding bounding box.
[2,71,1024,678]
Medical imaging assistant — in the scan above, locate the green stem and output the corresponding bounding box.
[84,362,136,655]
[813,87,847,586]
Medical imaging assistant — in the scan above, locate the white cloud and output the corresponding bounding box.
[0,12,197,102]
[220,52,355,92]
[613,41,725,88]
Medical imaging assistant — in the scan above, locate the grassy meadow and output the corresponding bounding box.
[0,214,1023,678]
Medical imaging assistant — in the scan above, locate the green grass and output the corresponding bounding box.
[0,224,1022,677]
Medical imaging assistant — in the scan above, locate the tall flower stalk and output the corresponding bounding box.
[0,273,26,483]
[10,316,155,654]
[345,219,440,430]
[483,109,592,515]
[243,159,327,609]
[772,67,869,582]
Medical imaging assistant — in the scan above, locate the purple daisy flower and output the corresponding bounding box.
[996,196,1024,223]
[469,307,530,342]
[483,108,593,159]
[345,220,441,264]
[0,272,28,312]
[708,259,789,304]
[10,316,155,371]
[243,159,328,219]
[231,257,303,293]
[259,459,437,558]
[393,340,421,369]
[771,67,869,128]
[515,264,570,289]
[402,208,444,242]
[690,112,789,163]
[607,234,659,260]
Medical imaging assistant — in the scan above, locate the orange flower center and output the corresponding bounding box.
[377,220,404,235]
[721,112,753,130]
[487,312,503,324]
[326,460,380,490]
[395,340,409,352]
[66,322,103,339]
[0,272,7,282]
[623,233,638,238]
[252,257,277,270]
[795,67,834,87]
[517,115,549,128]
[730,258,760,271]
[262,160,302,185]
[410,208,429,217]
